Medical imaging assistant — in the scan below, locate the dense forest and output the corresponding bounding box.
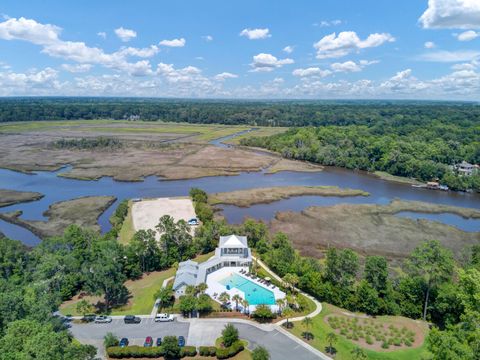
[0,97,479,127]
[241,122,480,191]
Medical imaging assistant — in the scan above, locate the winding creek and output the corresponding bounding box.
[1,131,479,246]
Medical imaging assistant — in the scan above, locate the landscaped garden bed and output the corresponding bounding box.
[289,303,429,360]
[325,314,421,351]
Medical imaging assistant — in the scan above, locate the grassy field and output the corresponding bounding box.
[209,186,369,208]
[289,303,429,360]
[373,171,424,186]
[224,127,288,144]
[0,189,44,208]
[0,195,116,240]
[118,200,135,245]
[0,120,251,142]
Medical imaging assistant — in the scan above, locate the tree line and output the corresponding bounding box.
[1,98,479,128]
[241,124,480,191]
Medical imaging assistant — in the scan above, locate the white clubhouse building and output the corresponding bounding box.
[173,234,285,312]
[173,235,252,296]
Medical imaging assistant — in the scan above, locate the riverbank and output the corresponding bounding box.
[0,196,116,239]
[270,200,480,259]
[0,189,44,207]
[209,186,369,208]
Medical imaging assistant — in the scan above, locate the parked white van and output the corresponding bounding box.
[154,313,174,322]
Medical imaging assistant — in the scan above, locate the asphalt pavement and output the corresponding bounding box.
[68,316,322,359]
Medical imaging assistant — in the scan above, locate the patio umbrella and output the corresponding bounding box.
[265,277,271,282]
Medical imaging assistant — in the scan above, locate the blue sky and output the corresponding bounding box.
[0,0,479,99]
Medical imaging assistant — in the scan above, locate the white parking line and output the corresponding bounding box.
[272,332,279,337]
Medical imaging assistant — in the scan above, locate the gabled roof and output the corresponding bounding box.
[219,235,248,248]
[172,272,197,290]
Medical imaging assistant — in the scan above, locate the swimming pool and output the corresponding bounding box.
[219,273,276,305]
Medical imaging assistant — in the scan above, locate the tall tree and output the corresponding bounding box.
[405,240,454,321]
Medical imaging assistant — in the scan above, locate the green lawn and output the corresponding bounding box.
[289,303,430,360]
[118,200,135,245]
[60,251,215,316]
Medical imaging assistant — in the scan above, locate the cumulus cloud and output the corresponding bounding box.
[283,45,294,54]
[202,35,213,42]
[418,49,480,62]
[239,28,271,40]
[250,53,293,72]
[0,16,61,45]
[214,72,238,81]
[419,0,480,29]
[117,45,159,58]
[292,67,331,77]
[114,27,137,42]
[0,67,61,95]
[314,31,395,59]
[457,30,479,41]
[0,17,156,76]
[424,41,436,48]
[330,60,378,73]
[97,32,106,39]
[61,64,92,73]
[159,38,186,47]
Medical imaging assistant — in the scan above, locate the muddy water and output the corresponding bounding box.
[0,133,479,245]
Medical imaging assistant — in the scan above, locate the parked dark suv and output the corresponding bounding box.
[123,315,141,324]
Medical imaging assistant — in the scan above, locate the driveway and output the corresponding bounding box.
[69,317,323,359]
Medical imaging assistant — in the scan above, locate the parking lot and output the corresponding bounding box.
[69,317,189,345]
[69,317,323,360]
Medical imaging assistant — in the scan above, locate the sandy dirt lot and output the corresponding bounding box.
[132,197,197,238]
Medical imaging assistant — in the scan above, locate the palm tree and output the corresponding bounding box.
[326,332,337,354]
[275,298,285,314]
[218,292,231,308]
[196,282,208,295]
[351,346,367,360]
[185,285,196,296]
[302,317,313,340]
[282,273,299,293]
[242,298,250,314]
[282,306,295,328]
[232,294,242,312]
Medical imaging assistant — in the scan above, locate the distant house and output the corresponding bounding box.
[454,161,477,176]
[172,235,252,297]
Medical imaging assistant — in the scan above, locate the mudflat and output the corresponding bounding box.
[0,121,278,181]
[270,200,480,259]
[0,189,44,207]
[0,196,116,239]
[209,186,369,208]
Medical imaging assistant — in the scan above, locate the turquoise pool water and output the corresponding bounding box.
[219,273,276,305]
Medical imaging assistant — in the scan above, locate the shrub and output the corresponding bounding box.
[199,346,217,356]
[381,341,390,349]
[252,345,270,360]
[222,324,239,347]
[393,337,402,346]
[216,340,244,359]
[104,332,119,348]
[405,339,413,347]
[106,346,164,358]
[252,305,275,321]
[340,329,347,335]
[366,335,374,345]
[180,346,197,357]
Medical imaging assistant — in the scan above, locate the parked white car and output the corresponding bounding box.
[154,313,174,322]
[94,315,112,323]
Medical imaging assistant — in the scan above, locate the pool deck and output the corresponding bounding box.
[205,267,285,313]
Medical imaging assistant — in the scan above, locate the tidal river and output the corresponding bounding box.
[1,131,479,245]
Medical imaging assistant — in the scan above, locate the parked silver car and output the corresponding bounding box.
[94,315,112,323]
